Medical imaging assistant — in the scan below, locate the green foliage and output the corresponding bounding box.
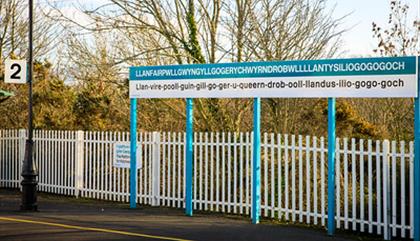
[72,79,129,131]
[33,63,75,130]
[0,60,73,129]
[268,99,382,139]
[334,101,382,140]
[73,82,112,130]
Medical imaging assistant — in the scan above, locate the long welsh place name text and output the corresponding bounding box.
[135,61,406,78]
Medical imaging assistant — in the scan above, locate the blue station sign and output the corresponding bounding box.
[129,56,418,98]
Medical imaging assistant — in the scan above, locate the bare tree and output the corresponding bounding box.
[348,0,420,141]
[372,0,419,57]
[49,0,346,133]
[0,0,58,61]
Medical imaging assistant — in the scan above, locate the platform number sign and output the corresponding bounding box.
[4,59,27,84]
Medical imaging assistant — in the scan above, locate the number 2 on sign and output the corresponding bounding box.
[10,63,21,79]
[4,59,26,84]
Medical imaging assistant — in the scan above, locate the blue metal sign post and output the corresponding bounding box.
[327,97,336,235]
[252,98,261,224]
[185,98,194,216]
[129,98,137,208]
[414,56,420,241]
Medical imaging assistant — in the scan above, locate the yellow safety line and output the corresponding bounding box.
[0,216,192,241]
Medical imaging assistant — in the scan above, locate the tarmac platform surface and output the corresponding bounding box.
[0,189,360,241]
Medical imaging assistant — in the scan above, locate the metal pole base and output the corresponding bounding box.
[20,177,38,211]
[20,139,38,211]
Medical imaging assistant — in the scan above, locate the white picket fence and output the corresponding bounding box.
[0,129,414,239]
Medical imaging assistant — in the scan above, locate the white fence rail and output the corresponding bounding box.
[0,129,414,239]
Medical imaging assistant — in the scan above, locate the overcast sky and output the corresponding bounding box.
[329,0,419,57]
